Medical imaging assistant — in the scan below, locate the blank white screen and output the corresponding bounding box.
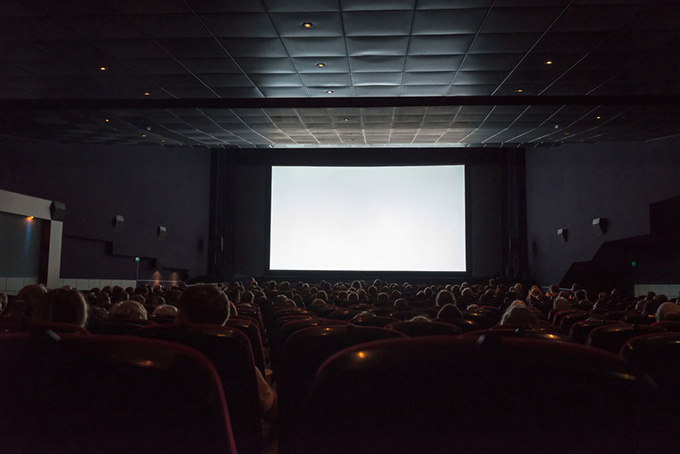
[269,165,466,272]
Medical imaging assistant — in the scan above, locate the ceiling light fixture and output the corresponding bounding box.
[516,89,523,93]
[545,60,553,65]
[141,134,147,138]
[302,22,313,28]
[596,116,601,120]
[326,90,334,94]
[143,92,150,96]
[105,119,110,122]
[316,63,326,68]
[99,66,107,71]
[343,118,349,122]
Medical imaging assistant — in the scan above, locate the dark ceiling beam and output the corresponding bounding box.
[1,96,680,111]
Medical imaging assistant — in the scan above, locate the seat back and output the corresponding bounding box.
[569,319,620,344]
[462,328,572,343]
[226,316,266,373]
[278,325,405,453]
[586,323,666,353]
[621,332,680,409]
[558,311,590,332]
[294,337,660,454]
[621,313,656,325]
[88,319,154,335]
[350,316,400,327]
[0,333,236,454]
[134,324,261,454]
[386,320,461,337]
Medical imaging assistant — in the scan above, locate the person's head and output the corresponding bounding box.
[17,284,47,315]
[435,289,456,307]
[109,300,148,321]
[153,304,179,319]
[241,290,254,304]
[656,302,680,322]
[500,304,538,327]
[178,284,230,325]
[553,297,570,312]
[437,303,462,321]
[0,293,7,312]
[393,298,409,310]
[40,288,88,327]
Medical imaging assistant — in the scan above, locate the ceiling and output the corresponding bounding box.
[0,0,679,147]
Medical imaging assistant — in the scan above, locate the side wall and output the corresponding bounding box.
[0,137,211,282]
[525,138,680,286]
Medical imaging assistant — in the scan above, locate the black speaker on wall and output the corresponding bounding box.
[592,218,608,236]
[157,225,167,241]
[113,215,125,232]
[557,228,568,243]
[50,201,66,221]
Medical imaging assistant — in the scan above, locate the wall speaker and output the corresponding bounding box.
[592,218,608,236]
[50,201,66,221]
[557,228,568,243]
[157,225,167,241]
[112,215,125,232]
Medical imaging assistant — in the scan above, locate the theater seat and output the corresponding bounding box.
[621,313,656,325]
[278,325,405,454]
[293,337,661,454]
[226,315,266,373]
[621,332,680,408]
[87,319,154,335]
[350,315,400,327]
[386,320,461,337]
[651,320,680,332]
[134,324,262,454]
[0,333,236,454]
[586,323,666,353]
[569,319,620,344]
[462,328,572,343]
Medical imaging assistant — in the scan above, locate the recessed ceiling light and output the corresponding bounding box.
[316,62,326,68]
[326,90,334,94]
[545,60,553,65]
[302,22,313,28]
[596,116,601,120]
[141,134,147,138]
[564,132,570,135]
[516,89,523,93]
[105,118,110,122]
[143,92,150,96]
[343,118,349,122]
[161,139,166,143]
[99,66,107,71]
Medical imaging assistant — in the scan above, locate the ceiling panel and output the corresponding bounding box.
[0,0,678,148]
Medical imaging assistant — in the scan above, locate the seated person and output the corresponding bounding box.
[178,284,277,421]
[37,288,88,328]
[655,302,680,322]
[109,300,148,321]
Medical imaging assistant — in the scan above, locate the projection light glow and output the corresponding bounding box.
[269,165,466,272]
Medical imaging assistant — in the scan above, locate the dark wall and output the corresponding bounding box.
[0,137,211,280]
[227,148,505,282]
[525,139,680,286]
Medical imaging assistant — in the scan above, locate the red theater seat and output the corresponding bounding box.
[386,320,461,337]
[293,337,661,454]
[134,324,261,454]
[586,323,666,353]
[278,325,405,454]
[0,333,236,454]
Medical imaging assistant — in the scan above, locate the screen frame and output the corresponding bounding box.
[264,151,472,281]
